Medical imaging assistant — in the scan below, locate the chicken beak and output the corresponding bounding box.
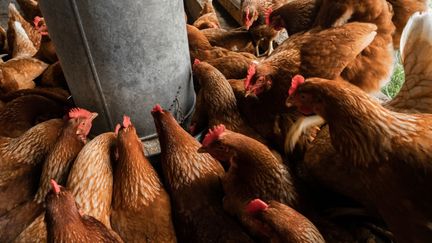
[245,89,254,98]
[197,146,207,153]
[285,97,294,108]
[90,112,99,120]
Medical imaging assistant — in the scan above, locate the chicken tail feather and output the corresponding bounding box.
[284,115,324,153]
[387,10,432,113]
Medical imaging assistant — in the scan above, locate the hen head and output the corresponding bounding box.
[242,5,259,30]
[34,16,49,36]
[116,115,138,142]
[244,63,273,97]
[198,124,234,161]
[68,108,98,143]
[45,179,83,224]
[286,75,326,116]
[265,8,284,31]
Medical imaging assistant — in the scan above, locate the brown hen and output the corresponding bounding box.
[152,105,253,243]
[288,75,432,243]
[66,132,117,229]
[241,22,376,149]
[45,180,121,243]
[266,0,322,36]
[199,125,297,237]
[15,108,97,243]
[111,115,176,243]
[314,0,395,92]
[246,199,325,243]
[193,0,221,30]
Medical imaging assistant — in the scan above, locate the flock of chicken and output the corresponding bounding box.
[0,0,431,242]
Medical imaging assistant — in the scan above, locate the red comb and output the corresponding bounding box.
[152,104,163,113]
[33,16,42,28]
[122,115,132,128]
[244,63,256,89]
[202,124,226,147]
[69,108,92,119]
[50,179,61,194]
[193,59,201,66]
[245,7,252,28]
[289,75,305,96]
[246,7,250,23]
[114,124,121,135]
[246,199,269,214]
[265,8,272,26]
[33,16,49,35]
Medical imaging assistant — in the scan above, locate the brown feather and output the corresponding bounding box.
[292,78,432,242]
[152,108,254,243]
[0,95,64,138]
[111,124,176,243]
[45,187,121,243]
[0,119,63,216]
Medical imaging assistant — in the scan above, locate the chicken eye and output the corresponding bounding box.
[300,94,306,100]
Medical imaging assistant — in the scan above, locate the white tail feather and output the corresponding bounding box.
[284,115,325,153]
[387,10,432,113]
[8,3,18,15]
[400,11,432,62]
[13,21,28,40]
[12,21,37,58]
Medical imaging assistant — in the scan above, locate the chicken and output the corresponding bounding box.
[7,3,41,54]
[386,11,432,113]
[187,24,213,51]
[198,125,297,236]
[66,132,117,229]
[40,61,67,88]
[193,0,221,29]
[297,11,432,242]
[187,24,256,79]
[14,108,97,243]
[201,28,254,53]
[15,0,42,24]
[387,0,428,49]
[240,22,376,146]
[240,0,288,55]
[301,9,432,186]
[287,74,432,242]
[45,180,121,242]
[33,16,58,63]
[187,24,255,60]
[151,105,253,243]
[266,0,321,36]
[191,60,266,144]
[314,0,395,92]
[7,133,121,242]
[111,115,176,243]
[34,108,98,203]
[0,118,63,216]
[246,199,325,242]
[0,56,49,93]
[0,94,64,138]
